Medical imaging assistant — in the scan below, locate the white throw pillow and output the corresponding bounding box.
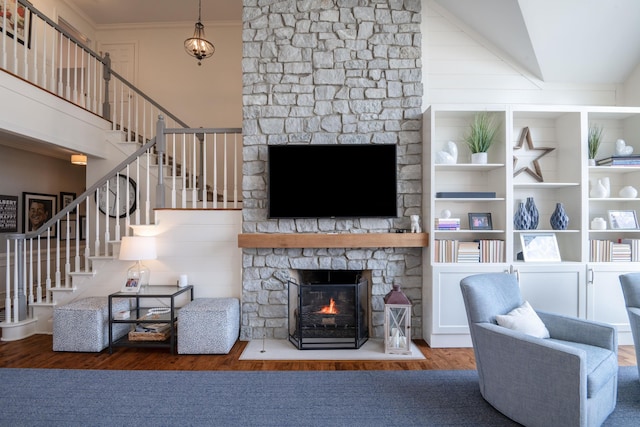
[495,301,550,339]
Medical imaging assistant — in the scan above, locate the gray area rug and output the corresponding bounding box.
[0,367,637,426]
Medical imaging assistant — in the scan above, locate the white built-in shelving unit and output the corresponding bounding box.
[423,104,640,347]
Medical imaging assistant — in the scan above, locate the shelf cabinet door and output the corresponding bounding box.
[586,263,640,345]
[514,264,585,318]
[428,265,509,334]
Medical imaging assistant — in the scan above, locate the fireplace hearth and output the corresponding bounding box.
[288,270,369,350]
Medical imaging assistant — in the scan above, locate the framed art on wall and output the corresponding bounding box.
[23,192,57,237]
[60,192,76,214]
[60,219,76,240]
[0,194,19,232]
[0,0,32,47]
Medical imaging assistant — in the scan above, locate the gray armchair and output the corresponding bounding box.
[460,273,618,427]
[619,272,640,379]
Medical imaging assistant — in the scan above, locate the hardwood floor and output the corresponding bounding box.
[0,334,635,371]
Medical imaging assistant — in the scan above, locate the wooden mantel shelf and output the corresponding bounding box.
[237,232,429,249]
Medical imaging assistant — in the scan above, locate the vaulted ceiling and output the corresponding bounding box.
[66,0,640,85]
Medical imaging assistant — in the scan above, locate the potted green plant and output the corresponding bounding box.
[465,112,498,164]
[588,123,603,165]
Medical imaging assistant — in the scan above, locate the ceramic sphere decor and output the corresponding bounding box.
[550,203,569,230]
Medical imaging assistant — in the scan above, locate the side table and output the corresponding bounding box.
[108,285,194,354]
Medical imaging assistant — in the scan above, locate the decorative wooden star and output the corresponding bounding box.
[513,127,555,182]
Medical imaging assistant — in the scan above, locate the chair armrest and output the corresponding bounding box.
[537,311,617,351]
[471,323,586,426]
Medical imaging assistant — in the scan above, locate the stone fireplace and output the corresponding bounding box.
[240,0,423,341]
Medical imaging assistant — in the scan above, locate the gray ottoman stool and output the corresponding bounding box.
[178,298,240,354]
[53,296,130,352]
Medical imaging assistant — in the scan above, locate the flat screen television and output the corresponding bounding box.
[268,144,397,218]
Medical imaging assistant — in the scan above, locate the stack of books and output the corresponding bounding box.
[590,239,635,262]
[611,243,632,262]
[457,241,480,263]
[435,218,461,230]
[595,155,640,166]
[621,238,640,261]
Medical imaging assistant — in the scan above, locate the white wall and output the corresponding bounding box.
[0,145,85,235]
[93,22,243,129]
[622,63,640,106]
[422,0,620,108]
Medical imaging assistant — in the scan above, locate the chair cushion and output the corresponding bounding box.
[548,338,618,397]
[495,301,550,339]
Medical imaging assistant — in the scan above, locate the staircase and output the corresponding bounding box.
[0,2,243,341]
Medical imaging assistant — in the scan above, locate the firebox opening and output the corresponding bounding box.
[288,269,370,350]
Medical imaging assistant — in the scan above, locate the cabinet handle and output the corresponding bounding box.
[588,268,594,285]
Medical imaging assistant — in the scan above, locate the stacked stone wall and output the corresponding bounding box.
[241,0,423,340]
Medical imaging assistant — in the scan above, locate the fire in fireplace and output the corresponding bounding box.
[288,270,369,350]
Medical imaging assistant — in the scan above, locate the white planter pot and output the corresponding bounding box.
[471,152,488,164]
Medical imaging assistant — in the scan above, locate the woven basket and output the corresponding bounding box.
[128,330,170,341]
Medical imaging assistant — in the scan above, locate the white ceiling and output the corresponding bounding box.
[64,0,640,85]
[434,0,640,84]
[64,0,242,25]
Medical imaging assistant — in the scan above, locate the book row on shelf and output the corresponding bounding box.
[434,239,505,263]
[589,239,640,262]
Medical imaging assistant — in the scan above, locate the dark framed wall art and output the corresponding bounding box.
[0,194,19,232]
[23,192,57,237]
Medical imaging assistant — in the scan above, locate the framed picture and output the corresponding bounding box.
[121,278,141,293]
[520,233,561,262]
[79,215,86,240]
[607,210,638,230]
[468,212,492,230]
[60,192,76,214]
[23,192,57,237]
[0,0,33,48]
[60,219,77,240]
[0,194,19,232]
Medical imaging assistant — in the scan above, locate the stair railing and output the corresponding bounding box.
[1,0,189,145]
[3,116,242,325]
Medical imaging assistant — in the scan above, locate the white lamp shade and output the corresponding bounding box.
[119,236,157,261]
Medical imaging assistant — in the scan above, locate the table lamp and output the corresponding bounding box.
[119,236,157,287]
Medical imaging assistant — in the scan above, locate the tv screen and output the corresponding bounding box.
[268,144,397,218]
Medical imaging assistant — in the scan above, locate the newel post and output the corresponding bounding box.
[155,115,166,208]
[102,52,112,120]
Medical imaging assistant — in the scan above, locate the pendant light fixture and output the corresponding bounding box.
[184,0,215,66]
[70,154,87,165]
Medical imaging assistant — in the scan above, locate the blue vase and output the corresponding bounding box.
[514,202,531,230]
[550,203,569,230]
[525,197,539,229]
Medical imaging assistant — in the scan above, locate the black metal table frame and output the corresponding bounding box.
[108,285,194,354]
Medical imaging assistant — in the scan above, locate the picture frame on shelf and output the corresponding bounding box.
[468,212,493,230]
[608,210,638,230]
[121,278,141,293]
[23,192,57,237]
[520,233,561,262]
